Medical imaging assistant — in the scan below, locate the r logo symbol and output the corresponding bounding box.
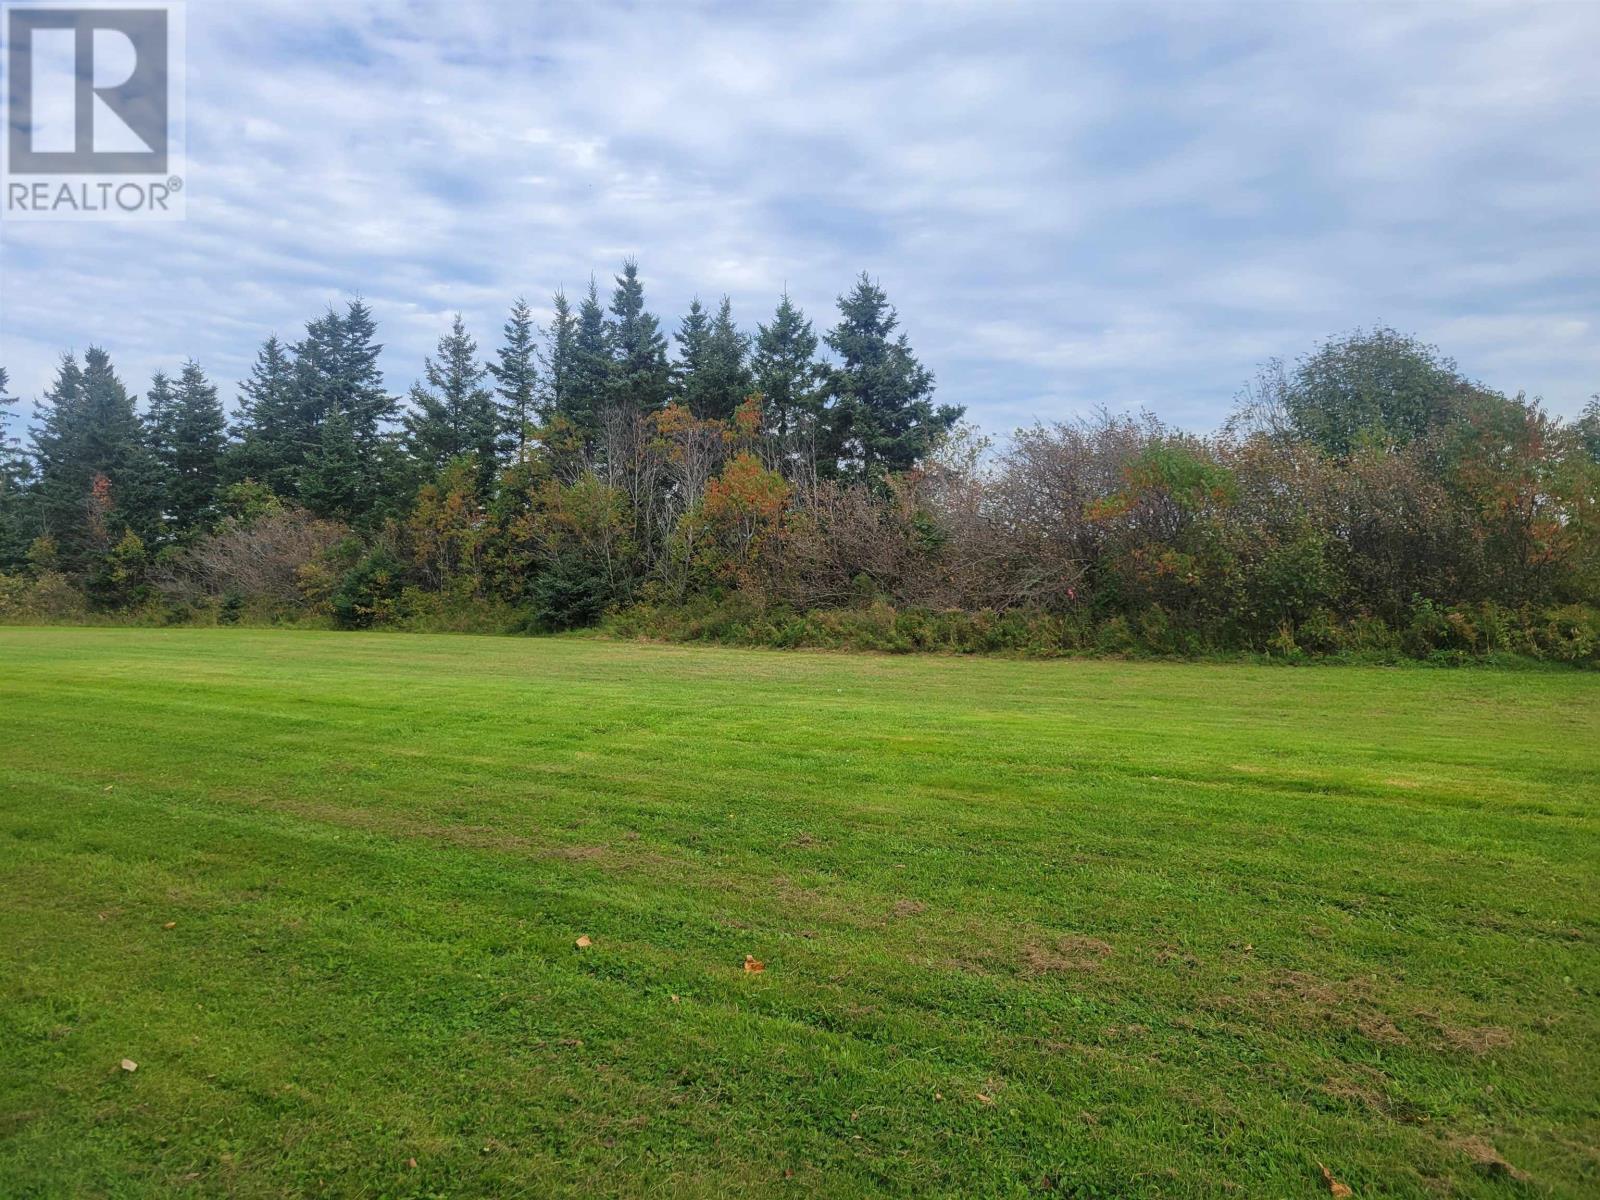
[7,7,170,175]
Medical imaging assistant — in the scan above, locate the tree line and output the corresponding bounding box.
[2,262,1598,661]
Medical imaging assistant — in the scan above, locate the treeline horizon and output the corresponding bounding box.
[2,260,1598,662]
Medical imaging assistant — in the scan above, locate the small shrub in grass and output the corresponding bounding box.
[332,546,404,629]
[530,555,612,632]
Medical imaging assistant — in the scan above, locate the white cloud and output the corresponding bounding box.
[1,0,1597,436]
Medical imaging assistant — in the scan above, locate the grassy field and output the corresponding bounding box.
[1,629,1596,1198]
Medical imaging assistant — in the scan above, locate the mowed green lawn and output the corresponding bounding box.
[1,630,1596,1199]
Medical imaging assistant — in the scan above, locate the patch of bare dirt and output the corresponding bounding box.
[1153,942,1201,969]
[546,845,609,861]
[1413,1011,1514,1056]
[1024,935,1113,975]
[1322,1069,1391,1116]
[1216,969,1420,1049]
[1319,1065,1428,1124]
[1452,1136,1529,1182]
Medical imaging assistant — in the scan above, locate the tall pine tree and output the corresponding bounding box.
[403,314,499,495]
[31,348,159,569]
[0,366,30,568]
[822,274,959,480]
[753,292,826,447]
[0,367,18,473]
[564,279,611,443]
[674,297,712,413]
[542,288,579,430]
[606,260,671,415]
[228,334,300,494]
[142,369,179,525]
[164,361,226,538]
[490,297,539,462]
[290,309,344,442]
[285,301,396,518]
[299,409,361,522]
[699,296,752,421]
[28,354,84,555]
[332,299,398,513]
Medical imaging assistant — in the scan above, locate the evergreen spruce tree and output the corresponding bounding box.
[336,300,393,444]
[674,297,712,413]
[564,279,611,442]
[490,297,540,461]
[606,260,671,415]
[28,354,84,553]
[699,296,753,421]
[228,334,300,494]
[285,300,396,520]
[164,361,226,538]
[0,366,14,451]
[334,299,398,512]
[0,366,30,568]
[142,369,179,527]
[403,314,499,494]
[542,288,579,429]
[0,366,18,473]
[753,292,826,445]
[31,348,159,569]
[298,410,361,522]
[290,309,344,440]
[822,274,960,480]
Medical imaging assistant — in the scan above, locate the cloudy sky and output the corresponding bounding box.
[2,0,1598,435]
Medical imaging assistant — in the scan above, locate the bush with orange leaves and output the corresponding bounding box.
[681,452,791,592]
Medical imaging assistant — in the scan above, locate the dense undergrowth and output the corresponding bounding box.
[6,577,1596,666]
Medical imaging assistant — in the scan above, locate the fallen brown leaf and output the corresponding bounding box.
[406,1158,417,1169]
[575,935,591,949]
[976,1092,995,1106]
[1319,1163,1352,1197]
[743,954,765,973]
[162,921,176,930]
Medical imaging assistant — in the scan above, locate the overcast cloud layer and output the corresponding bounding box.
[2,0,1597,434]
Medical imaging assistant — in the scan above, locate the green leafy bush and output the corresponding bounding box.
[331,546,404,629]
[530,554,612,632]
